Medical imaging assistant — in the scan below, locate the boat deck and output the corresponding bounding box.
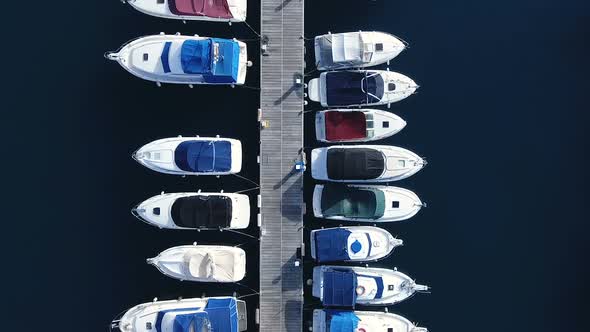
[258,0,305,331]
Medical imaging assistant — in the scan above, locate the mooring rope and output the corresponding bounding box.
[232,173,259,187]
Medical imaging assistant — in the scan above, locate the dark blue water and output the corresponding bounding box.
[5,0,590,331]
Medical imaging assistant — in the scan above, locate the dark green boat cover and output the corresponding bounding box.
[320,185,385,219]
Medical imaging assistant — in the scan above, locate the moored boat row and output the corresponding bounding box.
[107,4,430,331]
[306,29,430,332]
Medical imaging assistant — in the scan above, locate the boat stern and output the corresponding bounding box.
[228,0,248,22]
[236,299,248,331]
[230,193,250,229]
[314,111,327,142]
[229,139,243,173]
[308,78,321,102]
[312,185,325,217]
[236,40,249,85]
[310,148,329,180]
[312,309,328,332]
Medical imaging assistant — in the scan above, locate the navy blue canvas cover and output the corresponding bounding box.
[323,270,358,306]
[325,310,360,332]
[314,228,351,262]
[181,39,212,74]
[174,140,232,173]
[205,298,239,332]
[161,41,172,73]
[325,71,384,106]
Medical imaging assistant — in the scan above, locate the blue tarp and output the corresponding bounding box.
[314,228,351,262]
[323,270,357,307]
[205,298,239,332]
[181,39,212,74]
[155,307,206,332]
[205,38,240,83]
[180,38,240,83]
[173,312,209,332]
[326,310,360,332]
[161,41,172,73]
[174,140,232,173]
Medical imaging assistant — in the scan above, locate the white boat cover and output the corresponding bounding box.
[185,250,239,282]
[332,32,362,63]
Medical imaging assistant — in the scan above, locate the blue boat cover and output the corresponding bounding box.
[314,228,351,262]
[322,270,357,307]
[172,312,209,332]
[326,310,360,332]
[180,38,241,83]
[174,140,232,173]
[181,39,212,74]
[161,41,172,73]
[205,298,239,332]
[155,307,206,332]
[325,71,384,106]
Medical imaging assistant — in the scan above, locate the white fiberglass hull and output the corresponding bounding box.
[312,184,423,222]
[133,192,250,230]
[147,245,246,282]
[312,265,428,306]
[314,31,407,70]
[133,136,242,176]
[312,309,427,332]
[308,70,418,107]
[315,109,406,143]
[126,0,247,22]
[114,297,247,332]
[310,226,402,263]
[311,145,425,182]
[106,34,248,85]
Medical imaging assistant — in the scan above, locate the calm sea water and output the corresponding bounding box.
[5,0,590,331]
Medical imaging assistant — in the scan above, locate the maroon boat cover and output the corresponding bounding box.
[169,0,233,18]
[325,111,367,141]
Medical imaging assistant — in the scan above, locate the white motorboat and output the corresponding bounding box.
[312,184,423,222]
[311,145,425,182]
[312,265,429,307]
[315,109,406,143]
[313,309,427,332]
[111,296,247,332]
[125,0,247,22]
[310,226,402,263]
[315,31,407,70]
[106,34,249,85]
[132,192,250,230]
[147,245,246,282]
[133,136,242,176]
[307,70,418,107]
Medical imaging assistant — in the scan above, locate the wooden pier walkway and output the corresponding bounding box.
[258,0,305,331]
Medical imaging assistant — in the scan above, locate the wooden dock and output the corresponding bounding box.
[258,0,305,331]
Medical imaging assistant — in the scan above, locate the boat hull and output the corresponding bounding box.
[148,245,246,282]
[133,192,250,230]
[107,34,248,85]
[133,137,242,176]
[312,184,423,222]
[127,0,247,22]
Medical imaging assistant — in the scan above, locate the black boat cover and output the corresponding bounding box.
[320,184,386,219]
[327,148,384,180]
[325,71,384,106]
[171,195,232,229]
